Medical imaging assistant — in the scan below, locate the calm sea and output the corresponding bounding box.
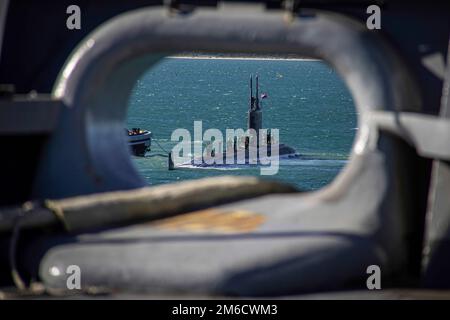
[127,57,356,191]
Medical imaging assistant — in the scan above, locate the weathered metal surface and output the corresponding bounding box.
[12,5,424,296]
[422,43,450,288]
[150,208,266,233]
[0,98,61,134]
[0,176,295,233]
[44,176,295,231]
[0,1,449,297]
[28,147,422,296]
[365,111,450,161]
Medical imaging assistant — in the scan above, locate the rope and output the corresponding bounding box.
[9,202,34,291]
[45,199,70,231]
[146,136,171,159]
[153,139,171,154]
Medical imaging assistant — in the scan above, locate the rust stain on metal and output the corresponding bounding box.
[150,208,265,233]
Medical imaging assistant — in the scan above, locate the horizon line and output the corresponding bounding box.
[166,56,322,62]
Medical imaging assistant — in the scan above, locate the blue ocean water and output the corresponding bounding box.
[127,57,356,191]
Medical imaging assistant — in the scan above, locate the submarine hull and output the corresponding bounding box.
[176,143,299,168]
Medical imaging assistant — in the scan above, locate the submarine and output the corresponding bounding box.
[172,75,299,169]
[245,75,299,160]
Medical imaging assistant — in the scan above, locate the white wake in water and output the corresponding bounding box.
[175,157,347,171]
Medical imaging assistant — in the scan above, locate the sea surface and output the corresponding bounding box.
[127,57,357,191]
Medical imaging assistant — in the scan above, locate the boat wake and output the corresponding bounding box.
[174,155,347,171]
[280,158,348,167]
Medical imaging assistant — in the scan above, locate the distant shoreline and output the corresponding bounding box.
[166,56,321,62]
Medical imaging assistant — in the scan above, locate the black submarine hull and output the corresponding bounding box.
[176,144,299,168]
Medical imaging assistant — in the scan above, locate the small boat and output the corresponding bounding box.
[127,128,152,157]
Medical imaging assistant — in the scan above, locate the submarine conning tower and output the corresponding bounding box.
[248,75,263,134]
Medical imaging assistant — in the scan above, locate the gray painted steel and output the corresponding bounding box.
[422,48,450,288]
[16,6,432,296]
